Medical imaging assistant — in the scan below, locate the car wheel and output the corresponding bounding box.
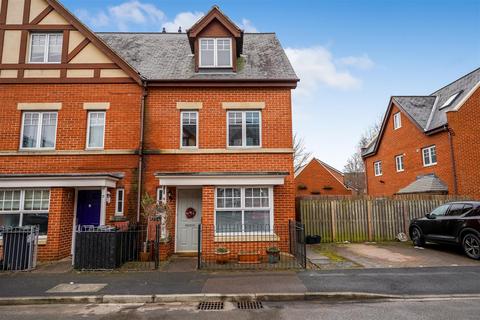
[462,233,480,260]
[411,227,425,247]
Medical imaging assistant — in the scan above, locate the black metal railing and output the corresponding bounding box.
[0,226,39,271]
[198,221,306,270]
[74,224,160,271]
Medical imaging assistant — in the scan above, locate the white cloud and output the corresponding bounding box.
[77,1,165,31]
[239,19,258,33]
[336,54,374,70]
[162,11,205,32]
[285,46,363,96]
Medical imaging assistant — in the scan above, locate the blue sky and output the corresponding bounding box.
[61,0,480,170]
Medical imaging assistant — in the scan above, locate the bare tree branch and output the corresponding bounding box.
[293,133,312,172]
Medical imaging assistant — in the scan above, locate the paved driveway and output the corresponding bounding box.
[308,242,479,269]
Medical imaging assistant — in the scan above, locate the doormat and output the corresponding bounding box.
[46,283,107,293]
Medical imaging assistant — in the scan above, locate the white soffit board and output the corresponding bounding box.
[157,175,285,186]
[0,177,118,188]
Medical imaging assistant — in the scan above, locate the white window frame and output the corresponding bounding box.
[86,111,106,150]
[214,186,274,235]
[156,186,166,204]
[180,111,199,148]
[374,161,383,176]
[395,155,404,172]
[0,189,50,233]
[199,37,232,68]
[422,145,437,167]
[393,112,402,130]
[29,33,63,64]
[226,110,262,148]
[115,188,124,216]
[19,111,58,150]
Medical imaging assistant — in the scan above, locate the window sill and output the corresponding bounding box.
[423,163,438,168]
[19,148,56,152]
[214,234,280,242]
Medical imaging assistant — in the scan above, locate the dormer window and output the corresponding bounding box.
[199,38,232,68]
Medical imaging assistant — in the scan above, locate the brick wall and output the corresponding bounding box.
[0,84,141,151]
[364,103,453,196]
[295,160,351,196]
[38,187,75,261]
[447,87,480,199]
[144,87,293,149]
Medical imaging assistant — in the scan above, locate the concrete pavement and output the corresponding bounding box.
[0,298,479,320]
[1,266,480,304]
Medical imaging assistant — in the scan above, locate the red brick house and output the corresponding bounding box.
[362,68,480,199]
[0,1,298,262]
[295,159,351,196]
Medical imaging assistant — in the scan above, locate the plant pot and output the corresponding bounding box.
[238,251,260,264]
[215,251,230,264]
[139,251,150,262]
[267,251,280,264]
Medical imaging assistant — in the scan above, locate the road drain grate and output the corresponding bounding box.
[237,301,263,310]
[198,301,224,311]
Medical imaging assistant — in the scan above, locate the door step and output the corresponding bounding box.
[174,252,198,257]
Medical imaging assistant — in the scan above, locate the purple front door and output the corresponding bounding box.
[76,190,101,226]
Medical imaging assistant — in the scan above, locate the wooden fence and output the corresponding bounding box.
[299,196,464,242]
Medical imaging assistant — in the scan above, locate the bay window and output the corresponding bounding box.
[227,111,261,147]
[0,189,50,235]
[215,187,273,234]
[21,112,57,150]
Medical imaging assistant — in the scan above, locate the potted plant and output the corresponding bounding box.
[140,192,171,261]
[266,246,280,264]
[215,247,230,264]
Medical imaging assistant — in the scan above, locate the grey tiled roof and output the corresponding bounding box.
[392,96,437,129]
[97,32,298,81]
[362,67,480,158]
[396,174,448,194]
[393,68,480,132]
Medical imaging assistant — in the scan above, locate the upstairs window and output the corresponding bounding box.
[422,145,437,167]
[393,112,402,130]
[199,38,232,68]
[181,111,198,148]
[29,33,63,63]
[86,112,105,149]
[374,161,382,176]
[395,155,404,172]
[227,111,261,147]
[21,112,57,150]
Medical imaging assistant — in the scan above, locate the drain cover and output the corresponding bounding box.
[237,301,263,310]
[198,301,224,311]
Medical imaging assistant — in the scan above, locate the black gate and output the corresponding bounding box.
[289,220,307,268]
[74,224,160,271]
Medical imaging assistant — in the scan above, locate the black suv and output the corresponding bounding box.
[409,201,480,259]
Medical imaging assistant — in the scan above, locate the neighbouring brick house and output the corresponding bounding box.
[362,68,480,199]
[0,1,298,262]
[295,159,351,196]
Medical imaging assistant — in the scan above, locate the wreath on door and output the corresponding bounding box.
[185,207,197,219]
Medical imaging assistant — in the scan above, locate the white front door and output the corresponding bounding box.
[176,189,202,252]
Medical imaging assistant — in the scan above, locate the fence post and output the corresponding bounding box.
[403,201,410,237]
[331,201,337,242]
[197,224,201,270]
[367,199,373,242]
